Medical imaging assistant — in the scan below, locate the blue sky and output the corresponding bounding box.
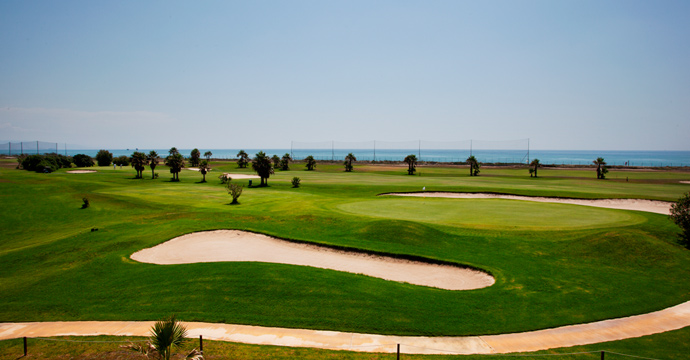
[1,0,688,150]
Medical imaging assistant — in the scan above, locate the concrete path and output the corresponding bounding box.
[2,300,690,354]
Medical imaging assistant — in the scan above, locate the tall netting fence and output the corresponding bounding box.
[291,139,530,164]
[0,141,61,156]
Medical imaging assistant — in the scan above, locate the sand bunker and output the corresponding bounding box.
[384,192,672,215]
[131,230,494,291]
[65,170,97,174]
[221,173,260,179]
[680,181,690,184]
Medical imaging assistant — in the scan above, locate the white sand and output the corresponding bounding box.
[680,181,690,184]
[221,173,260,179]
[131,230,494,291]
[65,170,97,174]
[385,192,672,215]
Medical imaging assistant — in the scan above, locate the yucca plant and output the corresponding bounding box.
[123,315,202,360]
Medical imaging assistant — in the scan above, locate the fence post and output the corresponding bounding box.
[199,335,203,353]
[23,337,27,356]
[397,343,400,360]
[601,350,605,360]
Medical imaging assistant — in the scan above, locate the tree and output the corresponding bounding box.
[130,151,148,179]
[530,159,541,177]
[165,148,185,181]
[271,154,281,169]
[226,181,244,204]
[95,150,113,167]
[466,156,480,176]
[670,192,690,248]
[73,154,95,168]
[204,151,213,163]
[291,177,301,188]
[252,151,274,186]
[189,149,201,167]
[148,151,159,179]
[114,155,130,166]
[280,153,292,171]
[344,153,356,172]
[404,154,417,175]
[199,160,210,182]
[236,150,249,168]
[122,315,202,360]
[305,155,317,171]
[594,157,608,179]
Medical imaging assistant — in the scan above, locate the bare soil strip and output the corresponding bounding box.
[131,230,494,291]
[383,192,672,215]
[2,300,690,354]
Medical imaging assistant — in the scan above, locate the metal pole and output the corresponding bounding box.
[397,343,400,360]
[200,335,203,353]
[21,142,23,155]
[290,141,293,159]
[527,138,530,164]
[37,141,39,154]
[24,337,27,356]
[8,142,10,156]
[601,351,605,360]
[418,140,421,160]
[56,142,58,153]
[373,140,376,162]
[332,141,334,161]
[470,140,472,157]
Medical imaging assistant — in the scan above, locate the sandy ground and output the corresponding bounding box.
[221,173,260,179]
[680,181,690,184]
[384,192,673,215]
[3,299,690,354]
[131,230,494,291]
[65,170,97,174]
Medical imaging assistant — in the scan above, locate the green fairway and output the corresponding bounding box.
[1,160,690,339]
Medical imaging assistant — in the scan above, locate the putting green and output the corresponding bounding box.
[337,198,647,230]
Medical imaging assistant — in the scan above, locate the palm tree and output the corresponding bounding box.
[466,156,480,176]
[165,151,185,181]
[130,151,148,179]
[593,157,608,179]
[271,154,281,169]
[236,150,249,168]
[280,153,292,171]
[305,155,317,171]
[530,158,541,177]
[199,160,210,182]
[189,149,201,167]
[169,147,179,156]
[344,153,356,172]
[252,151,274,186]
[404,154,417,175]
[148,151,159,179]
[204,151,212,163]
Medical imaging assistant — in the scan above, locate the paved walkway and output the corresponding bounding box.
[2,300,690,354]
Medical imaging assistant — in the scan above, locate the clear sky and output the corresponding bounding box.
[1,0,688,150]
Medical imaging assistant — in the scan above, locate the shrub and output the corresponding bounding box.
[35,159,55,173]
[96,150,113,166]
[73,154,95,167]
[20,155,45,171]
[670,192,690,248]
[226,182,244,204]
[291,177,301,188]
[219,174,229,184]
[81,197,90,209]
[113,155,130,167]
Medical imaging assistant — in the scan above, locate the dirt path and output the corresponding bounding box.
[383,192,673,215]
[2,300,690,354]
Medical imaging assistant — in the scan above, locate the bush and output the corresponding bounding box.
[113,155,130,167]
[81,197,90,209]
[35,159,55,173]
[96,150,113,166]
[20,155,45,171]
[73,154,95,167]
[226,182,244,204]
[291,177,301,188]
[670,192,690,248]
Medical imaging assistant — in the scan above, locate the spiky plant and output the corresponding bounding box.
[122,315,202,360]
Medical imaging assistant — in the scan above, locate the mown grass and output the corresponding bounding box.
[1,160,689,339]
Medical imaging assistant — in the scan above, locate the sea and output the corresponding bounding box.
[4,146,688,167]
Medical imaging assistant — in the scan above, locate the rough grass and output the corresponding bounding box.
[0,161,689,338]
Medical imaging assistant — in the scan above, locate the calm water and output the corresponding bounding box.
[2,143,689,167]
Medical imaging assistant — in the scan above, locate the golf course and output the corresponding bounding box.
[1,158,690,358]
